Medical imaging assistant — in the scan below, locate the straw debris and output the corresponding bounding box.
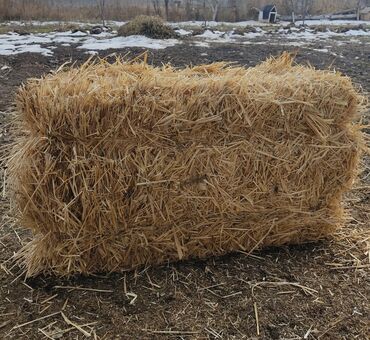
[7,53,365,277]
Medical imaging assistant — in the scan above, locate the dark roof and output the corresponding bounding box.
[262,4,276,20]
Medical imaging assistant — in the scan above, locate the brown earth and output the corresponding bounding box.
[0,36,369,339]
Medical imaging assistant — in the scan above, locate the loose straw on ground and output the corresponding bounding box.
[254,302,260,336]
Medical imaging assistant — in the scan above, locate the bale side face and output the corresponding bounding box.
[9,56,363,276]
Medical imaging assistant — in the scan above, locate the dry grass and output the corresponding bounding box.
[6,53,365,277]
[0,0,363,22]
[118,15,178,39]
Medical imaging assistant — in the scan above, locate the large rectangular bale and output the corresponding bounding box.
[8,54,364,276]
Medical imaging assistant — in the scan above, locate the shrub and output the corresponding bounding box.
[118,15,177,39]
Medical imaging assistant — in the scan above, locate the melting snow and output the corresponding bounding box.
[313,48,329,53]
[344,29,370,36]
[198,30,225,39]
[0,31,179,56]
[175,28,192,36]
[0,43,51,56]
[294,19,370,26]
[195,29,264,44]
[78,35,179,51]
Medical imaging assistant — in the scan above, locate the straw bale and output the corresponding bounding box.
[7,54,364,276]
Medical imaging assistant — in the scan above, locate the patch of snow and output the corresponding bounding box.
[17,44,52,55]
[344,29,370,36]
[51,36,81,44]
[0,43,16,50]
[280,27,370,44]
[78,35,179,51]
[52,31,88,38]
[105,21,126,27]
[244,31,264,38]
[0,30,179,56]
[0,32,51,43]
[49,32,85,44]
[198,30,225,39]
[0,33,50,55]
[71,31,89,37]
[191,41,210,48]
[175,28,192,36]
[194,29,264,45]
[0,42,51,56]
[294,19,370,26]
[280,41,307,47]
[242,41,267,45]
[312,48,329,53]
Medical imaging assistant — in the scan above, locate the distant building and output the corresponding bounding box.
[360,7,370,20]
[259,4,277,23]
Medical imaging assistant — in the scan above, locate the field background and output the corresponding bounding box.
[0,0,369,22]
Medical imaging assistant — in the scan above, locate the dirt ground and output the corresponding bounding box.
[0,35,369,339]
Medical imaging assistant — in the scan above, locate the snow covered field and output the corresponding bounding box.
[0,20,369,56]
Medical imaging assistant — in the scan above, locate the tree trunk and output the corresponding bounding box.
[185,0,192,21]
[203,0,207,26]
[212,4,219,21]
[230,0,238,22]
[102,0,105,26]
[357,0,362,20]
[152,0,161,16]
[207,0,220,22]
[302,0,307,25]
[164,0,169,21]
[97,0,105,26]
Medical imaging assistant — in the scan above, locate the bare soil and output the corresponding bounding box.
[0,36,369,339]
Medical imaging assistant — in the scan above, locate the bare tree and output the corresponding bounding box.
[356,0,368,20]
[97,0,106,26]
[302,0,308,24]
[282,0,298,22]
[184,0,190,20]
[164,0,169,20]
[283,0,313,24]
[206,0,221,21]
[152,0,161,16]
[302,0,314,24]
[0,0,13,20]
[229,0,238,22]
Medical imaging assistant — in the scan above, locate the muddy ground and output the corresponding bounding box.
[0,35,369,339]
